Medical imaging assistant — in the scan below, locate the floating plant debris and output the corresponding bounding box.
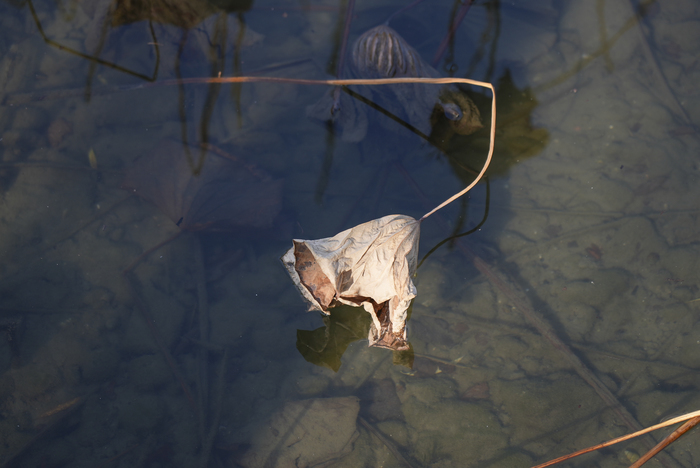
[283,215,420,351]
[286,74,495,351]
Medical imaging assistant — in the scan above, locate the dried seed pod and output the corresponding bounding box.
[351,25,434,79]
[350,25,482,138]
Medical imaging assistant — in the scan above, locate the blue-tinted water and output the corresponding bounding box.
[0,0,699,467]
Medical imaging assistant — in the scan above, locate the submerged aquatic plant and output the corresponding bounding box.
[308,24,483,141]
[352,24,483,137]
[122,139,282,232]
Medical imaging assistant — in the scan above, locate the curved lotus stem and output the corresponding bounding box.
[132,74,496,221]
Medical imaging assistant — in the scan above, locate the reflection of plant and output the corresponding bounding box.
[440,69,549,180]
[27,0,160,83]
[491,71,549,160]
[296,305,371,372]
[110,0,217,29]
[23,0,254,157]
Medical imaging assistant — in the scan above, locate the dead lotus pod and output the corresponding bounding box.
[351,24,482,136]
[351,24,433,79]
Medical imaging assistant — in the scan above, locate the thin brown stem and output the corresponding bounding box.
[199,349,228,468]
[3,75,490,105]
[27,0,157,83]
[529,410,700,468]
[628,415,700,468]
[152,75,493,87]
[420,80,494,220]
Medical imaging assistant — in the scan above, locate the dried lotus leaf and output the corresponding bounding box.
[282,215,420,351]
[293,241,336,310]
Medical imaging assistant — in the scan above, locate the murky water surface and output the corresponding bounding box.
[1,0,699,466]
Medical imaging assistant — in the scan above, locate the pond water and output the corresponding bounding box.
[1,0,699,467]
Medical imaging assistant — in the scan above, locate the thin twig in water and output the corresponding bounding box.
[27,0,157,83]
[628,415,700,468]
[1,396,86,468]
[530,410,700,468]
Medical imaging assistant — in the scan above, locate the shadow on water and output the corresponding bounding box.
[1,0,700,467]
